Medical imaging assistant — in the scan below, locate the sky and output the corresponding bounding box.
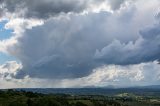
[0,21,15,64]
[0,0,160,88]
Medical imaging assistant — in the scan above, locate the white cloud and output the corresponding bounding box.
[5,18,43,35]
[58,61,160,88]
[0,37,17,53]
[0,61,22,80]
[0,61,159,88]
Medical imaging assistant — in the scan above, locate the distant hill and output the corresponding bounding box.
[138,85,160,89]
[12,85,160,96]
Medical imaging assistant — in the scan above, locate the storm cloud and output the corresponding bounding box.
[0,0,160,86]
[4,0,159,79]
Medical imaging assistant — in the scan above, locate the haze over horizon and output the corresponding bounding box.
[0,0,160,88]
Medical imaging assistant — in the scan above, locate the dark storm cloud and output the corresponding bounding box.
[9,8,160,79]
[0,0,87,19]
[2,0,160,79]
[0,0,110,19]
[0,0,131,19]
[11,12,112,79]
[95,24,160,65]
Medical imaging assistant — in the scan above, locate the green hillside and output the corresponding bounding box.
[0,89,160,106]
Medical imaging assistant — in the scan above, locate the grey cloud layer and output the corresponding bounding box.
[0,0,128,19]
[0,0,89,19]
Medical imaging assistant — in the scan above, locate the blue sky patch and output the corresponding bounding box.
[0,20,13,40]
[0,20,16,64]
[0,53,18,65]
